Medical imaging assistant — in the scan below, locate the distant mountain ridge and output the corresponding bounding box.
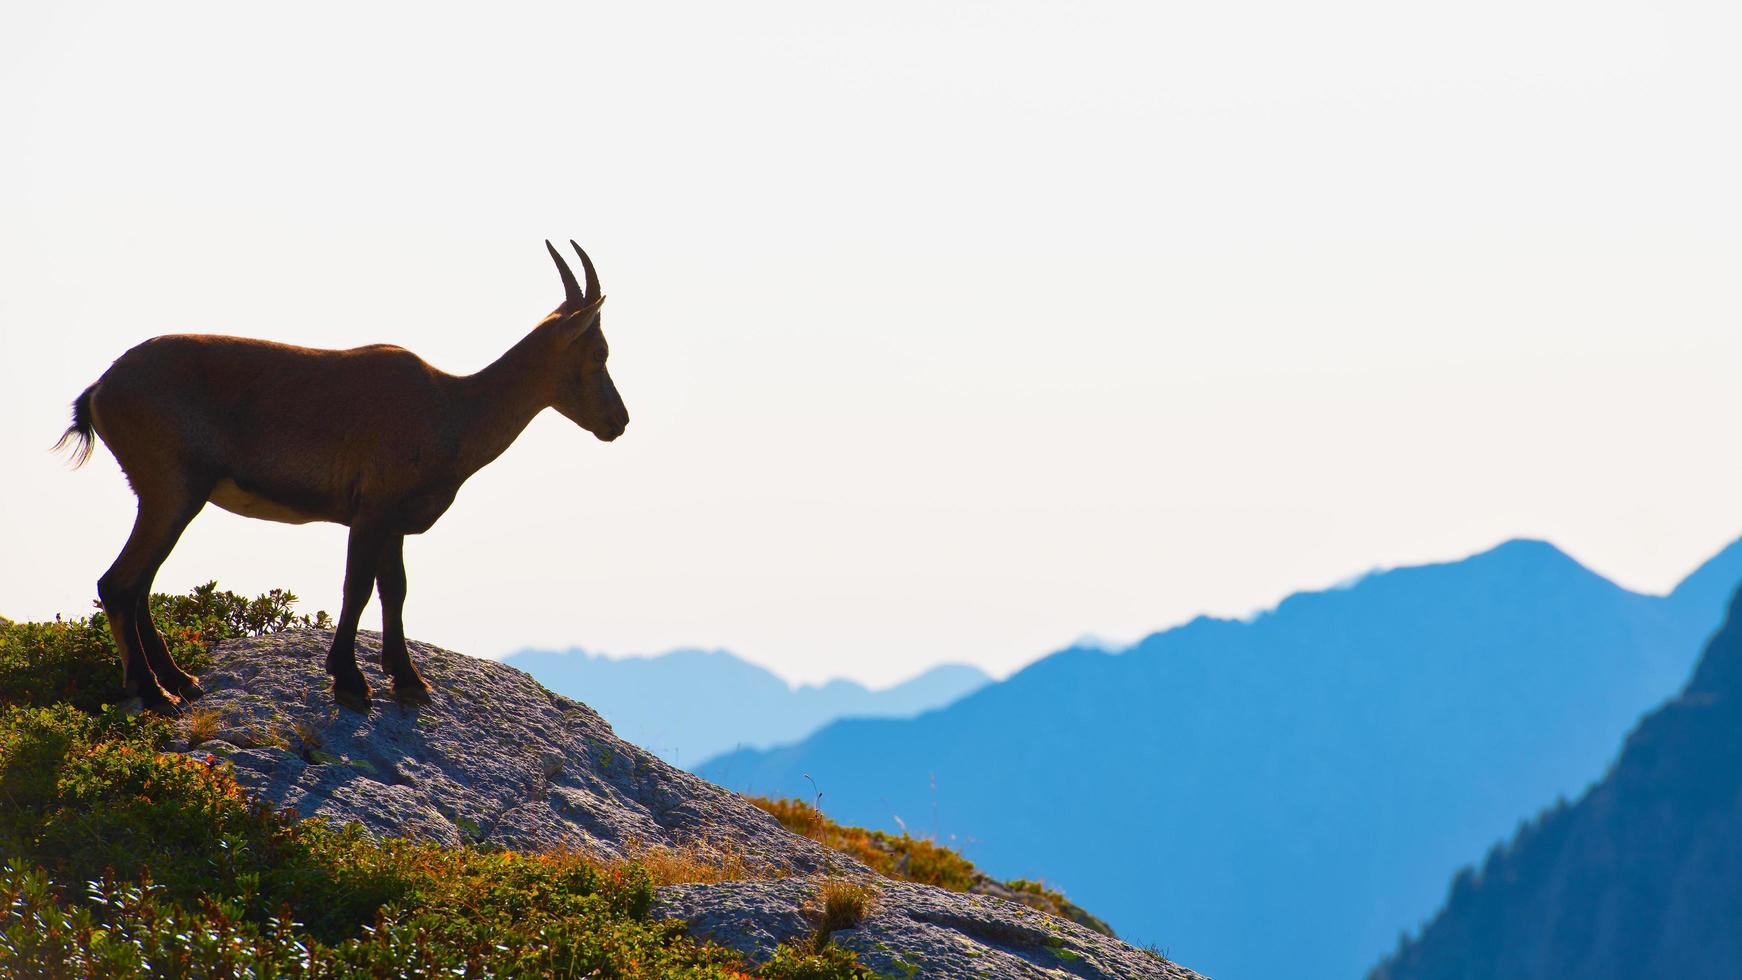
[698,536,1742,980]
[502,646,989,767]
[1369,582,1742,980]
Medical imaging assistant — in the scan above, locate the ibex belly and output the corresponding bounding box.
[209,478,326,525]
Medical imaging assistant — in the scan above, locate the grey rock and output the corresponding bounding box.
[176,629,1205,979]
[658,876,1207,979]
[180,629,837,872]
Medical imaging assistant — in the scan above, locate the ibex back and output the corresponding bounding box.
[56,241,626,713]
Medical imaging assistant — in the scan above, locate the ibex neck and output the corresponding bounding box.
[454,323,558,475]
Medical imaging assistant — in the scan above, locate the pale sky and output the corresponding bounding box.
[3,2,1741,687]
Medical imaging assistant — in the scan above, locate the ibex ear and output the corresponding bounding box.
[560,295,605,338]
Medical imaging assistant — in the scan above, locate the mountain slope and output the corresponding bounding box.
[1370,584,1742,980]
[698,537,1742,980]
[502,647,988,766]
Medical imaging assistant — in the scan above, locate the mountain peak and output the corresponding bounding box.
[1405,537,1591,582]
[1480,536,1574,560]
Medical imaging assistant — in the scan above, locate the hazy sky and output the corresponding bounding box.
[4,2,1741,686]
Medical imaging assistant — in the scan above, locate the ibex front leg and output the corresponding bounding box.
[328,523,388,712]
[376,533,432,704]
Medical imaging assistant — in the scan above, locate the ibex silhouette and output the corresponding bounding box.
[57,241,626,713]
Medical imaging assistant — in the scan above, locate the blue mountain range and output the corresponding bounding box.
[1372,572,1742,978]
[502,646,989,768]
[696,537,1742,980]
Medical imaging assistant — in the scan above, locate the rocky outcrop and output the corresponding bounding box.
[660,877,1202,979]
[172,630,1201,979]
[174,631,838,872]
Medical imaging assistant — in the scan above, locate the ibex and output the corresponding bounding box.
[56,241,625,714]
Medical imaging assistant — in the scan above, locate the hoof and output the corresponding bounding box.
[392,679,434,705]
[333,684,373,714]
[178,677,206,701]
[137,687,185,717]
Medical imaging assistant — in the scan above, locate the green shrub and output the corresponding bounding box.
[0,616,120,713]
[760,941,871,980]
[0,857,778,979]
[0,582,330,713]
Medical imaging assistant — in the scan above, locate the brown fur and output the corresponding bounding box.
[64,241,627,713]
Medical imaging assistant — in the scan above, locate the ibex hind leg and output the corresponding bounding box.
[99,487,209,715]
[136,590,203,700]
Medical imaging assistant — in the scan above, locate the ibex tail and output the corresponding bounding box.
[54,383,98,468]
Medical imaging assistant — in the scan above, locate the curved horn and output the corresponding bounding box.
[570,240,601,302]
[546,240,582,305]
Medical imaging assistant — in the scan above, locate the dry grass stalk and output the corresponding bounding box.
[290,717,323,750]
[184,707,223,748]
[607,837,773,887]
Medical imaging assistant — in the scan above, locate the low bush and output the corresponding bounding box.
[750,796,1112,935]
[0,582,329,713]
[751,797,978,891]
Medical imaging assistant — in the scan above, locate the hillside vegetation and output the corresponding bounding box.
[0,587,870,978]
[747,796,1113,936]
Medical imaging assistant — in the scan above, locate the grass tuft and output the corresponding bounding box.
[184,706,222,747]
[811,877,878,941]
